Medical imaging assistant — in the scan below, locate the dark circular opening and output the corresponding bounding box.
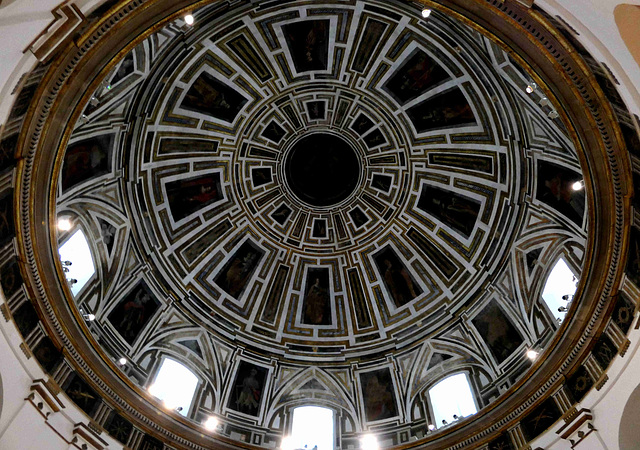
[284,133,360,207]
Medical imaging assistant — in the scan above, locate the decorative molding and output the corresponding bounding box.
[27,379,65,419]
[27,3,85,63]
[556,408,596,448]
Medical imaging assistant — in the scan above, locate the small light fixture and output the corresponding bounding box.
[558,306,568,313]
[526,349,539,360]
[452,414,459,421]
[525,82,537,94]
[427,423,435,431]
[118,357,127,365]
[548,109,559,119]
[572,180,584,191]
[185,14,195,25]
[204,416,219,431]
[361,434,379,450]
[84,313,96,321]
[539,97,549,107]
[57,218,72,231]
[421,8,432,18]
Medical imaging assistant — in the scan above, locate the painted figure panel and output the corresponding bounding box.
[227,361,268,417]
[383,48,450,105]
[302,267,332,325]
[536,160,585,225]
[417,184,480,239]
[406,88,476,133]
[360,368,398,422]
[373,246,422,307]
[472,300,524,364]
[214,240,265,299]
[107,282,160,345]
[166,173,223,222]
[181,71,248,123]
[283,20,330,73]
[61,134,114,192]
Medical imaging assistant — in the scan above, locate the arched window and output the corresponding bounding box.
[58,228,95,296]
[542,257,578,321]
[284,405,334,450]
[428,373,478,428]
[148,357,199,417]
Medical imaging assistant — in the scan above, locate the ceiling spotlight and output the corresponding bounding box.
[204,416,219,431]
[539,97,549,107]
[558,306,568,313]
[185,14,195,25]
[525,82,537,94]
[83,313,96,321]
[361,434,379,450]
[57,218,72,231]
[421,8,432,18]
[548,110,559,119]
[427,423,435,431]
[526,349,539,360]
[572,180,584,191]
[118,357,127,365]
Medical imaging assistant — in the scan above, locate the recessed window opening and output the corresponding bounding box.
[148,357,198,417]
[542,257,578,321]
[58,228,95,296]
[290,405,334,450]
[428,373,478,428]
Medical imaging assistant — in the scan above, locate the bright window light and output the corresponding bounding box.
[542,258,578,321]
[148,358,199,417]
[428,373,477,428]
[58,229,95,296]
[290,406,334,450]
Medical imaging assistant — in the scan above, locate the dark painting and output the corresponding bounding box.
[351,113,375,135]
[520,397,561,441]
[12,301,39,339]
[0,189,14,247]
[536,160,585,225]
[283,20,329,73]
[360,368,398,422]
[271,204,293,225]
[262,120,286,143]
[107,282,160,345]
[349,207,368,228]
[181,71,248,123]
[307,101,326,120]
[364,129,386,148]
[373,246,422,307]
[252,167,272,187]
[228,34,272,82]
[0,133,18,175]
[214,240,264,299]
[104,411,134,444]
[64,373,101,416]
[383,49,450,105]
[472,301,524,364]
[302,267,332,325]
[61,134,114,192]
[140,435,163,450]
[593,335,617,371]
[166,173,223,222]
[312,219,328,239]
[417,184,481,239]
[372,174,392,192]
[351,19,387,73]
[626,226,640,287]
[158,138,218,155]
[33,336,62,374]
[488,434,515,450]
[1,260,23,298]
[227,361,268,416]
[566,365,593,403]
[613,293,635,334]
[406,88,476,133]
